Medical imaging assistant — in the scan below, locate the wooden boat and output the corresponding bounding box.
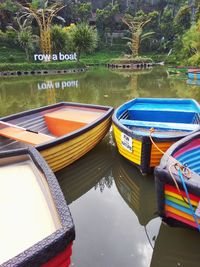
[0,102,114,172]
[0,147,75,267]
[155,131,200,231]
[112,98,200,174]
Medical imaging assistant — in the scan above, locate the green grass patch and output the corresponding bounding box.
[0,45,26,63]
[80,51,121,64]
[110,56,153,64]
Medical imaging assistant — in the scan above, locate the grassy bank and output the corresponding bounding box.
[1,44,172,72]
[0,48,121,71]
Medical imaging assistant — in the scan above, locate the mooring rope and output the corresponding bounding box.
[178,168,200,231]
[149,128,200,229]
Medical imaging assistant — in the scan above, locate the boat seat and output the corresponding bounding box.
[119,119,200,131]
[0,126,54,145]
[44,108,103,136]
[126,109,196,123]
[127,101,197,112]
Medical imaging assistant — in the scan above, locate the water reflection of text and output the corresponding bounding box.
[37,80,79,90]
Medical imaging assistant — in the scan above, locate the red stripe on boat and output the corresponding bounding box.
[173,138,200,158]
[166,211,197,229]
[41,242,73,267]
[165,184,200,202]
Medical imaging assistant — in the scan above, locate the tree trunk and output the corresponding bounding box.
[40,28,52,58]
[132,32,139,57]
[77,49,81,62]
[25,48,30,61]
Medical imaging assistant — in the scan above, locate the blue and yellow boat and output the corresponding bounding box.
[112,98,200,174]
[188,69,200,80]
[155,131,200,231]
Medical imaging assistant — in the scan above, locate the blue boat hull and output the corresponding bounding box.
[188,72,200,80]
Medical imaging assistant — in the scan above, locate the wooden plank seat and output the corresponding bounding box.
[44,108,103,136]
[127,100,197,112]
[0,126,54,145]
[119,119,200,132]
[126,109,197,123]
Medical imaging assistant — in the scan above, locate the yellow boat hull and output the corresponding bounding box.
[113,123,174,174]
[41,118,111,172]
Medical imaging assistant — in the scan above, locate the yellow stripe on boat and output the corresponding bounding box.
[165,190,198,207]
[112,124,142,165]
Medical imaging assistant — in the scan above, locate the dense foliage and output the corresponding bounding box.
[0,0,200,65]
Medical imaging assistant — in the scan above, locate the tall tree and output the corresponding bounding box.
[122,11,152,57]
[18,0,66,56]
[96,2,120,45]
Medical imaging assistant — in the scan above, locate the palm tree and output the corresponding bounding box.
[19,0,66,56]
[7,16,38,61]
[122,13,152,58]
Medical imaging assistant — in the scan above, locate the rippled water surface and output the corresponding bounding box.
[1,67,200,266]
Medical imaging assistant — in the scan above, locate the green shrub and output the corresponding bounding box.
[8,55,15,62]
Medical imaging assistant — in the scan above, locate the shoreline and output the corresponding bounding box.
[0,67,87,77]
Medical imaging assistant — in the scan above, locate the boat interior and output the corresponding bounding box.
[0,153,61,265]
[0,105,105,149]
[119,101,200,136]
[172,138,200,175]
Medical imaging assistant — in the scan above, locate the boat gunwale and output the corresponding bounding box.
[0,147,75,267]
[0,102,114,150]
[157,131,200,171]
[112,98,200,142]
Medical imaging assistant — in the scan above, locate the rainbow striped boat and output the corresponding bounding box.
[155,131,200,231]
[112,98,200,174]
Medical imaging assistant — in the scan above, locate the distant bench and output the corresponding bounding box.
[119,119,200,132]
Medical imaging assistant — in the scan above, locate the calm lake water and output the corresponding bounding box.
[1,66,200,266]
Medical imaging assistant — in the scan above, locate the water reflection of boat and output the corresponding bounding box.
[113,154,157,226]
[150,223,200,267]
[187,79,200,86]
[56,141,113,204]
